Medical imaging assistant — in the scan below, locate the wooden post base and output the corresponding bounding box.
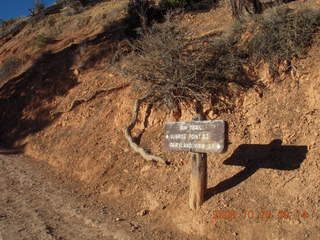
[189,114,208,210]
[189,152,207,210]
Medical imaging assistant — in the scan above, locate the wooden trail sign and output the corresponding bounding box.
[163,116,226,210]
[163,120,225,153]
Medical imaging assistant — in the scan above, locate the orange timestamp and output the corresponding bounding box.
[212,209,311,220]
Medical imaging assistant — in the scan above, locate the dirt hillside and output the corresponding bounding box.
[0,0,320,239]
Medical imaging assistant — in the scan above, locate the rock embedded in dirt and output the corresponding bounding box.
[137,209,148,216]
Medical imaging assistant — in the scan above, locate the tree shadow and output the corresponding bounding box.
[205,139,308,201]
[0,49,79,147]
[0,144,25,155]
[0,13,145,149]
[0,9,156,153]
[185,0,220,13]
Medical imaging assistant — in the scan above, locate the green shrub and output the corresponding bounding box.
[35,34,52,48]
[247,7,320,69]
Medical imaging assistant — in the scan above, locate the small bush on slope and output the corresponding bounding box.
[125,16,250,111]
[247,7,320,71]
[34,34,52,48]
[123,6,320,111]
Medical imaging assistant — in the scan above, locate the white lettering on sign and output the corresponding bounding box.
[168,142,223,151]
[189,125,203,130]
[188,133,209,140]
[179,125,188,131]
[164,120,225,153]
[179,125,205,131]
[166,134,187,140]
[166,133,209,141]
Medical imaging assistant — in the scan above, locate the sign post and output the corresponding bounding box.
[163,116,226,210]
[190,115,207,210]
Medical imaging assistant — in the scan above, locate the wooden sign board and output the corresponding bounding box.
[163,120,226,153]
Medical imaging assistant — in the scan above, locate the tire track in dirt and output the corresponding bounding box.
[0,152,131,240]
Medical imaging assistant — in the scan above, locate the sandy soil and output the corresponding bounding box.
[1,1,320,239]
[0,150,195,240]
[0,151,132,240]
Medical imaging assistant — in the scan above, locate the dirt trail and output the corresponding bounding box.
[0,151,136,240]
[1,150,198,240]
[2,149,197,240]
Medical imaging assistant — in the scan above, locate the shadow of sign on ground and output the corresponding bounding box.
[206,139,308,200]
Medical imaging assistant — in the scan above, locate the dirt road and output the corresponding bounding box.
[0,151,137,240]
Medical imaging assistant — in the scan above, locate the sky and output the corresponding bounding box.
[0,0,56,20]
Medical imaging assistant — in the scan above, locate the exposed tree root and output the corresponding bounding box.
[124,96,166,165]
